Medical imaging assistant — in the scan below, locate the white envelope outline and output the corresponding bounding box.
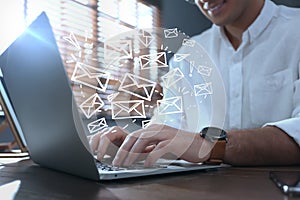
[182,39,196,47]
[161,68,184,88]
[157,96,183,115]
[104,40,133,64]
[196,65,212,77]
[111,100,146,119]
[87,117,108,133]
[139,52,168,70]
[63,32,81,49]
[71,62,110,92]
[194,82,213,97]
[137,29,154,47]
[119,73,156,101]
[164,28,178,38]
[79,93,104,119]
[107,92,119,102]
[174,54,190,62]
[141,120,152,129]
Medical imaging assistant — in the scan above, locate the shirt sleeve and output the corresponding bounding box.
[151,48,224,132]
[265,118,300,146]
[264,61,300,147]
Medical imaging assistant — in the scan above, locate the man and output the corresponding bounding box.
[90,0,300,167]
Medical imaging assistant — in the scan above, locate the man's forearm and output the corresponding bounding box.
[224,126,300,166]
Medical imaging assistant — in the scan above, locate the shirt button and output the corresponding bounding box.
[234,92,240,98]
[232,55,241,63]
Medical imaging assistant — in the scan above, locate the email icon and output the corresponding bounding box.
[157,96,183,115]
[137,29,154,47]
[161,68,184,88]
[107,92,119,102]
[196,65,212,77]
[182,38,195,47]
[194,82,213,97]
[119,73,156,101]
[79,93,104,119]
[87,117,108,133]
[164,28,178,38]
[141,119,152,129]
[111,100,146,119]
[174,53,190,62]
[139,52,168,70]
[71,62,110,92]
[63,32,81,50]
[104,39,133,65]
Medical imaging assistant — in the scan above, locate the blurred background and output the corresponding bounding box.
[0,0,299,150]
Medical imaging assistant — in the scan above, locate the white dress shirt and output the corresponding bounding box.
[152,0,300,146]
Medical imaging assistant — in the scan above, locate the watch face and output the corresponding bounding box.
[201,127,227,141]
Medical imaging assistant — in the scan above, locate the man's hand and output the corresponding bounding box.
[89,126,129,160]
[109,124,211,167]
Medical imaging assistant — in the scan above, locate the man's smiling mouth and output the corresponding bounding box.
[203,1,225,15]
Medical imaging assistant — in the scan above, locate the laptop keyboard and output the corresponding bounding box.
[95,160,168,171]
[96,161,125,171]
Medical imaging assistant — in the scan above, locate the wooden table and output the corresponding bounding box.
[0,158,299,200]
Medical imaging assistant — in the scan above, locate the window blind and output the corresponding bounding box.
[23,0,161,122]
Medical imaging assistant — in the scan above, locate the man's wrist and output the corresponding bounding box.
[200,127,228,164]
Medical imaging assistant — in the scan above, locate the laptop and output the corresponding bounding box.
[0,12,222,180]
[0,77,29,157]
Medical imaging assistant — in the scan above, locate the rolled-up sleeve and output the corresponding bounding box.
[265,61,300,147]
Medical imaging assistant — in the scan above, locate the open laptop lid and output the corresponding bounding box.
[0,12,100,181]
[0,77,28,153]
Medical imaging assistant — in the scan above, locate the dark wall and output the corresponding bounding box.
[273,0,300,7]
[161,0,300,37]
[161,0,210,37]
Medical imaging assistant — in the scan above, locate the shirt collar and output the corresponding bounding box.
[247,0,277,43]
[213,0,278,45]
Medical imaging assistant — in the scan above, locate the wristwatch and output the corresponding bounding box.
[200,127,228,165]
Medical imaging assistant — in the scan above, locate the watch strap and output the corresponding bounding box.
[204,140,226,165]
